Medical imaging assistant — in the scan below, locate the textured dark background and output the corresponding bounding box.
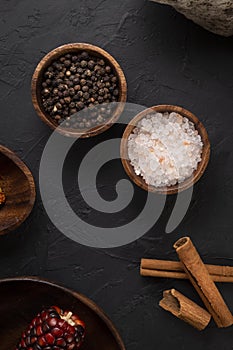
[1,0,233,349]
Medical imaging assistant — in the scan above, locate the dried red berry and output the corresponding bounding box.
[0,187,6,208]
[16,306,85,349]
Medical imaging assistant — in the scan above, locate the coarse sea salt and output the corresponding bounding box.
[128,112,203,187]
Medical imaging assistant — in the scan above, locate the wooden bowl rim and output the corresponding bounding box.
[31,43,127,138]
[0,276,126,350]
[0,145,36,235]
[120,105,210,195]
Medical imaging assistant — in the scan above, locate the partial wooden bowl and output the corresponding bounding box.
[31,43,127,138]
[0,145,35,235]
[0,277,125,350]
[120,105,210,195]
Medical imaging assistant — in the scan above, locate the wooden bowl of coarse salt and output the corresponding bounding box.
[120,105,210,195]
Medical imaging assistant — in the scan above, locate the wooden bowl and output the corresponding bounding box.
[120,105,210,195]
[0,145,35,235]
[0,277,125,350]
[31,43,127,138]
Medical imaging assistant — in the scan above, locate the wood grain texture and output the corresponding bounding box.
[31,43,127,138]
[120,105,210,195]
[0,277,125,350]
[0,145,35,235]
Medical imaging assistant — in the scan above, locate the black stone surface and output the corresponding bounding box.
[1,0,233,349]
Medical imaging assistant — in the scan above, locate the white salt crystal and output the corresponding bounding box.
[127,112,203,187]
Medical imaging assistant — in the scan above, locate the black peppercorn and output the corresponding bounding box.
[42,88,50,96]
[67,81,74,88]
[63,90,69,97]
[64,60,71,67]
[57,72,65,78]
[74,84,81,91]
[98,88,105,96]
[69,102,76,108]
[73,77,80,85]
[56,102,62,110]
[69,88,75,96]
[80,79,86,86]
[82,85,89,92]
[98,68,105,76]
[70,108,77,115]
[58,84,65,91]
[76,101,84,110]
[94,65,101,72]
[41,50,120,128]
[70,66,77,73]
[98,96,104,103]
[80,60,87,68]
[105,66,111,73]
[64,97,71,104]
[72,55,78,62]
[83,92,90,100]
[80,51,89,59]
[46,79,52,85]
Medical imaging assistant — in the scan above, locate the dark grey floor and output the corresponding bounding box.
[1,0,233,349]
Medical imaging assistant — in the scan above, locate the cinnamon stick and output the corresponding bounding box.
[140,259,233,282]
[159,289,211,330]
[174,237,233,328]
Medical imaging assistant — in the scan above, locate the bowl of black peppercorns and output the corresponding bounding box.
[31,43,127,138]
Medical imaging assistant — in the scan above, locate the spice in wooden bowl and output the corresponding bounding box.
[121,105,210,194]
[32,43,127,138]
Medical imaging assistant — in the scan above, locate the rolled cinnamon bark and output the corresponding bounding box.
[140,259,233,282]
[174,237,233,328]
[159,289,211,330]
[140,267,187,279]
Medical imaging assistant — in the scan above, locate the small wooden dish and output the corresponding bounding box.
[31,43,127,138]
[0,145,36,235]
[120,105,210,195]
[0,277,125,350]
